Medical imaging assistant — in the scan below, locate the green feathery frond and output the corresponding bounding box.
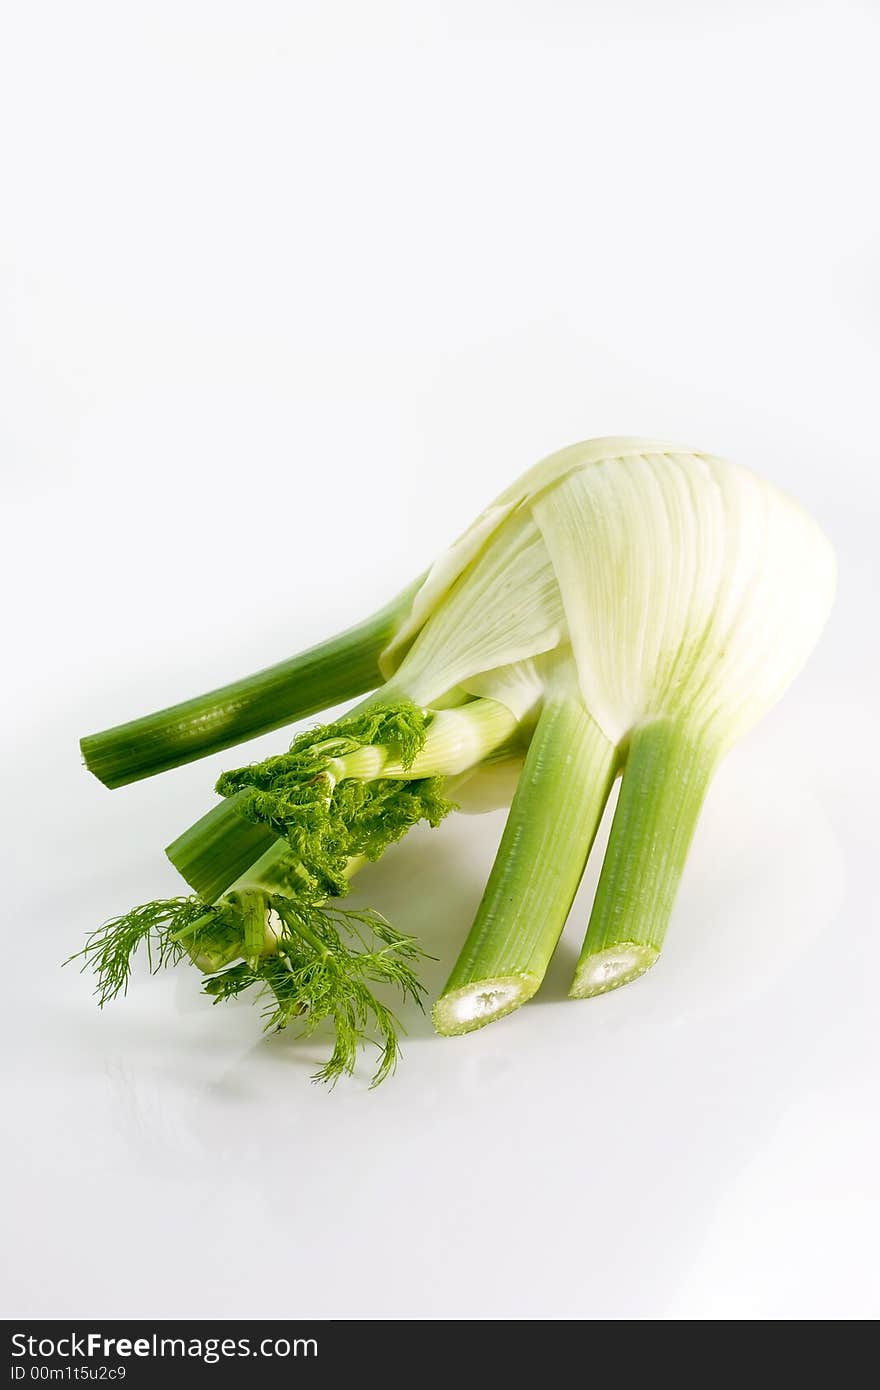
[203,896,429,1086]
[215,701,454,900]
[67,898,234,1006]
[233,775,452,898]
[216,700,430,798]
[73,885,429,1086]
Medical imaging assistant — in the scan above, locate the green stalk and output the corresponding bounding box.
[166,795,278,902]
[167,697,517,901]
[330,698,519,783]
[231,842,367,897]
[80,580,421,788]
[237,890,268,968]
[433,696,617,1036]
[228,837,311,897]
[569,719,717,998]
[188,918,247,975]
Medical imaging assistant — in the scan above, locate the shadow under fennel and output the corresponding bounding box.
[339,809,507,1040]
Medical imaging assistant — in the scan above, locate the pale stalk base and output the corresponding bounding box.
[432,974,539,1036]
[569,943,658,998]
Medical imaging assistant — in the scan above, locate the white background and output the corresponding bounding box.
[2,2,878,1321]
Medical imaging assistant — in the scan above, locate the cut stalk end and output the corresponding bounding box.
[432,974,539,1036]
[435,697,618,1037]
[571,720,715,1001]
[569,943,658,999]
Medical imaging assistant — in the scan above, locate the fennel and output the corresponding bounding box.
[77,438,835,1080]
